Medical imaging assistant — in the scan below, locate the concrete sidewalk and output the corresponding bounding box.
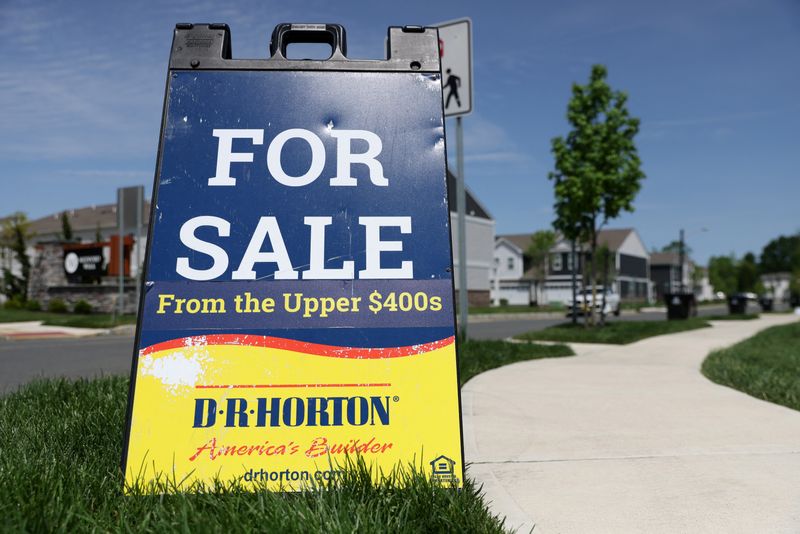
[462,314,800,533]
[0,321,110,340]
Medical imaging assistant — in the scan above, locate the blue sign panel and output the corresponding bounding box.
[141,70,452,348]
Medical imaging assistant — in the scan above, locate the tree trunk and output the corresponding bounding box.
[579,249,588,328]
[589,228,598,327]
[600,251,609,326]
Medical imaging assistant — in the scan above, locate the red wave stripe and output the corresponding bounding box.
[139,334,454,359]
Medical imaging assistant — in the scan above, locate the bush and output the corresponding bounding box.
[3,297,23,310]
[24,300,41,311]
[499,298,509,306]
[47,299,68,313]
[73,300,92,314]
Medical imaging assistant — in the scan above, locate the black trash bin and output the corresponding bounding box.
[759,296,773,312]
[727,293,748,314]
[665,292,697,320]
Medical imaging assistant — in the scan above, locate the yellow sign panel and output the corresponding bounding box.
[126,335,461,489]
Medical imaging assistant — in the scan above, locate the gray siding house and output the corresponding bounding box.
[545,228,651,304]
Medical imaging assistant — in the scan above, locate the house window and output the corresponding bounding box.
[507,257,514,270]
[551,253,562,272]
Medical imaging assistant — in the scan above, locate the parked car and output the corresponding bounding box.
[566,288,621,317]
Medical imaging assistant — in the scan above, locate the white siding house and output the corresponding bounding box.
[447,171,496,307]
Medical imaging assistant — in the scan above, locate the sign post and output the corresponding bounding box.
[116,185,145,316]
[435,18,472,338]
[122,23,464,492]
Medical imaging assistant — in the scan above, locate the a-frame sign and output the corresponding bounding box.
[122,23,464,491]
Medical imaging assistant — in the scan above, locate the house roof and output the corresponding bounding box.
[650,252,681,266]
[596,228,635,251]
[497,233,534,252]
[27,202,151,237]
[499,228,637,255]
[446,170,493,220]
[495,236,523,254]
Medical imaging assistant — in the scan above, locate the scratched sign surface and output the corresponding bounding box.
[122,70,463,491]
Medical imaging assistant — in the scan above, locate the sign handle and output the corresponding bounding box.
[269,23,347,60]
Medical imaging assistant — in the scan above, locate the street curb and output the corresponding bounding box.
[465,308,646,323]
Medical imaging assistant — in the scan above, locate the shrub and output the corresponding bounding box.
[47,298,68,313]
[499,298,509,306]
[73,300,92,314]
[24,299,41,311]
[3,297,23,310]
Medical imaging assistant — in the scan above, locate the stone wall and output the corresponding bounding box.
[28,242,139,314]
[46,285,139,314]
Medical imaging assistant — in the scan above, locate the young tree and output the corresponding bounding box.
[549,64,645,326]
[737,252,759,293]
[708,255,737,295]
[527,230,556,303]
[1,213,33,302]
[596,244,617,325]
[60,211,73,242]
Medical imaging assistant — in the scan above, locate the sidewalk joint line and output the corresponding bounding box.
[470,449,800,466]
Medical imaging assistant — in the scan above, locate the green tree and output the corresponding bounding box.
[1,213,33,302]
[737,252,759,292]
[60,211,73,242]
[759,233,800,274]
[549,64,645,326]
[708,255,737,295]
[596,244,617,324]
[527,230,556,301]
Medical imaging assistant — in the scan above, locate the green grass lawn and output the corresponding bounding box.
[0,377,508,533]
[458,339,574,385]
[702,321,800,411]
[705,313,760,321]
[0,339,567,532]
[468,303,565,315]
[0,308,137,328]
[515,318,711,345]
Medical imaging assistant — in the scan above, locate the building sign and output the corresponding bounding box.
[122,23,464,492]
[63,246,104,283]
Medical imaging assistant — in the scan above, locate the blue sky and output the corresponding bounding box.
[1,0,798,264]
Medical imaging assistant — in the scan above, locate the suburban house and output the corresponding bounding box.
[649,252,693,302]
[692,265,716,302]
[447,170,496,307]
[760,272,793,303]
[547,228,651,304]
[493,228,652,306]
[492,235,541,305]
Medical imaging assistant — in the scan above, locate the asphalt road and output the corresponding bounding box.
[0,335,136,395]
[0,305,727,394]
